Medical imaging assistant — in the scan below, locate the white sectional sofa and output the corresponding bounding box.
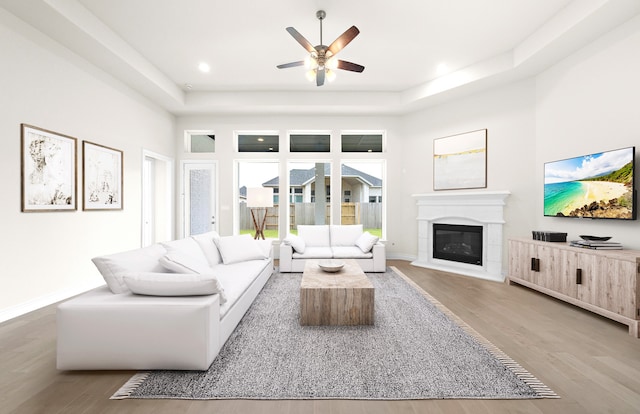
[57,232,273,371]
[279,224,386,272]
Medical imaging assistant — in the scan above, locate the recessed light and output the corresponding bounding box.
[436,63,449,76]
[198,62,210,73]
[257,137,264,142]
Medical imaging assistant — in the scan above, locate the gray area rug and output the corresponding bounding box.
[112,267,558,400]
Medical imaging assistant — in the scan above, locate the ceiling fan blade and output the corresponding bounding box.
[316,67,325,86]
[285,27,316,53]
[336,60,365,73]
[277,61,305,69]
[327,26,360,56]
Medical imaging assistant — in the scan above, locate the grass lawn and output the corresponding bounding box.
[239,228,382,239]
[239,229,279,239]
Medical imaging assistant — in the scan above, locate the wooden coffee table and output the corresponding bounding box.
[300,259,374,326]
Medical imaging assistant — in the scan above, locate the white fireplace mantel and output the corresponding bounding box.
[411,191,510,282]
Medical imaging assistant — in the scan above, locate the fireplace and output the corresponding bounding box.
[412,191,510,282]
[433,224,483,266]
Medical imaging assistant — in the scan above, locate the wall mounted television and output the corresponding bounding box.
[544,146,636,220]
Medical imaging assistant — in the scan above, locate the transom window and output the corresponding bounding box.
[341,133,383,152]
[237,134,279,152]
[185,130,215,153]
[290,134,330,152]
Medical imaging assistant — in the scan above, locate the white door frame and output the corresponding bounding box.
[141,149,174,246]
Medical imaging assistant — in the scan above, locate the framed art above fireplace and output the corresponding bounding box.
[433,129,487,191]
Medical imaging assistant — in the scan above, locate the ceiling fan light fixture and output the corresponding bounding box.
[325,56,338,70]
[277,10,364,86]
[304,55,318,69]
[305,69,316,82]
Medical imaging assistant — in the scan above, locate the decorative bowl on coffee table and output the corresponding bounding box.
[318,260,345,273]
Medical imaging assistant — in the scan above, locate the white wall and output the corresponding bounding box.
[174,115,403,249]
[397,13,640,264]
[0,15,175,321]
[175,87,537,266]
[2,6,639,321]
[399,80,538,261]
[536,14,640,248]
[177,16,640,267]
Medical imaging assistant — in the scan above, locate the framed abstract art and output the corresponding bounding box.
[21,124,77,212]
[82,141,123,210]
[433,129,487,190]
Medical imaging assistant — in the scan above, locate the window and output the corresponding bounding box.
[237,161,279,239]
[230,130,386,240]
[311,186,330,202]
[290,133,330,152]
[341,133,383,152]
[185,130,215,153]
[291,188,303,203]
[237,134,279,152]
[288,161,331,228]
[341,161,384,238]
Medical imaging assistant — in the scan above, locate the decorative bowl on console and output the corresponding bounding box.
[579,235,612,241]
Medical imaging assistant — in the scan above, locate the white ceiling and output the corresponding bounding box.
[2,0,639,115]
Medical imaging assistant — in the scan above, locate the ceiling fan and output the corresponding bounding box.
[277,10,365,86]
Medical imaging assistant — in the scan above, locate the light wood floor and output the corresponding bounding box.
[2,260,640,414]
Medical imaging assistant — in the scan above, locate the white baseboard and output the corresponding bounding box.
[387,253,417,262]
[0,281,105,324]
[411,260,505,283]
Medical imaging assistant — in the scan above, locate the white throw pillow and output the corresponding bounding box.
[355,231,379,253]
[214,234,269,265]
[330,224,364,246]
[283,233,306,253]
[161,238,210,264]
[158,250,213,274]
[191,231,223,266]
[92,244,168,294]
[297,225,330,247]
[161,237,201,255]
[123,272,227,302]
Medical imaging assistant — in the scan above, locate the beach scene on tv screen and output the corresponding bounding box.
[544,147,634,219]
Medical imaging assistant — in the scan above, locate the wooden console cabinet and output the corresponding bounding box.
[508,238,640,337]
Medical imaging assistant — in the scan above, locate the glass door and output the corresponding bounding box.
[183,161,217,236]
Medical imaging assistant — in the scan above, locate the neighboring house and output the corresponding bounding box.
[260,164,382,204]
